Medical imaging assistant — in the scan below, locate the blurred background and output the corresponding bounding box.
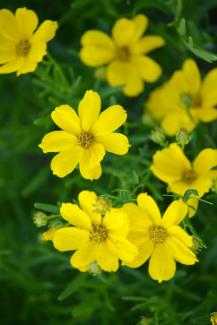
[0,0,217,324]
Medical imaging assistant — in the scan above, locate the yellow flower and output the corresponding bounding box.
[42,228,58,241]
[39,90,130,180]
[0,7,58,75]
[123,193,198,283]
[80,15,164,97]
[52,191,138,272]
[151,143,217,198]
[145,59,217,135]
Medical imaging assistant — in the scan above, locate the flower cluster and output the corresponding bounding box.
[145,59,217,135]
[2,7,216,284]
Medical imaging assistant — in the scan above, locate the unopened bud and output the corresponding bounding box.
[93,197,111,216]
[89,262,102,276]
[176,128,192,149]
[150,128,167,147]
[33,212,47,227]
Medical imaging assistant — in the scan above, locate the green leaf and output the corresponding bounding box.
[34,203,60,214]
[58,273,88,301]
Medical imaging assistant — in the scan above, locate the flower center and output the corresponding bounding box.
[117,46,130,61]
[78,131,95,149]
[180,93,202,110]
[150,225,168,244]
[93,197,111,216]
[89,224,108,243]
[16,39,31,56]
[182,169,197,184]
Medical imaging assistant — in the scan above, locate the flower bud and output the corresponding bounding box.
[89,262,102,276]
[33,212,48,227]
[150,128,167,147]
[176,128,192,149]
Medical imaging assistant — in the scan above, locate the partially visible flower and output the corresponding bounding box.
[151,143,217,198]
[52,190,138,272]
[122,193,198,283]
[0,7,58,75]
[210,312,217,325]
[145,59,217,135]
[39,90,130,180]
[33,211,48,227]
[80,15,165,96]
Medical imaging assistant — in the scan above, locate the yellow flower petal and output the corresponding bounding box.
[53,227,89,251]
[78,190,102,224]
[112,18,135,46]
[193,148,217,175]
[107,236,138,262]
[0,57,24,74]
[151,143,191,183]
[51,105,81,135]
[78,90,101,131]
[168,225,193,247]
[124,240,154,268]
[39,131,76,153]
[122,202,152,231]
[60,203,91,229]
[96,133,130,155]
[162,200,188,227]
[106,60,144,96]
[132,35,165,54]
[137,193,161,224]
[132,14,148,41]
[130,55,162,82]
[32,20,58,42]
[186,197,198,218]
[79,161,102,180]
[182,59,201,95]
[70,242,96,271]
[0,34,14,50]
[42,228,58,241]
[97,244,119,271]
[16,59,38,76]
[148,244,176,282]
[51,148,79,178]
[161,110,195,136]
[0,48,16,64]
[92,104,127,135]
[166,237,198,265]
[15,7,38,38]
[79,143,105,168]
[80,30,115,66]
[0,9,19,41]
[201,67,217,106]
[104,209,129,236]
[28,40,47,62]
[192,107,217,123]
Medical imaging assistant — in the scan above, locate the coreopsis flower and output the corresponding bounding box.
[39,90,130,180]
[151,143,217,198]
[145,59,217,135]
[80,15,165,96]
[52,191,138,272]
[122,193,198,282]
[0,7,58,75]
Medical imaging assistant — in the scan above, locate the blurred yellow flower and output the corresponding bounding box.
[145,59,217,135]
[39,90,130,180]
[52,190,138,272]
[123,193,198,283]
[80,15,165,96]
[42,228,58,241]
[0,7,58,75]
[151,143,217,197]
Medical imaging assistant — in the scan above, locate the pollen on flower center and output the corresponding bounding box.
[117,46,131,61]
[93,197,111,216]
[16,39,31,56]
[150,225,168,244]
[182,169,197,184]
[89,224,108,243]
[78,131,95,149]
